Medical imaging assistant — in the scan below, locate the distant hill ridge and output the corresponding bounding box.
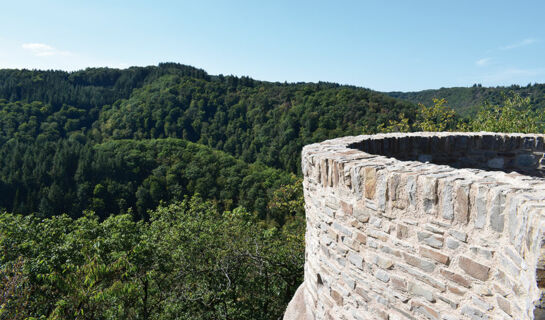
[3,62,542,117]
[0,63,416,174]
[387,83,545,116]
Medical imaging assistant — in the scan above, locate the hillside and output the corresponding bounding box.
[0,63,417,319]
[0,138,293,219]
[0,63,417,174]
[387,83,545,116]
[1,63,544,319]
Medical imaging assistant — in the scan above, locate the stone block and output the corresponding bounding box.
[407,282,435,302]
[389,173,408,209]
[364,167,377,199]
[503,246,524,268]
[324,206,336,218]
[326,227,339,242]
[471,295,493,311]
[380,245,402,257]
[355,286,370,302]
[445,237,460,249]
[340,200,353,215]
[440,268,471,288]
[440,179,454,221]
[370,216,382,227]
[459,256,490,281]
[419,247,450,265]
[437,294,458,309]
[367,229,390,242]
[342,236,359,251]
[488,188,506,233]
[498,253,520,279]
[368,238,378,249]
[424,223,445,235]
[396,223,409,239]
[411,300,440,320]
[325,196,340,210]
[355,231,367,245]
[320,234,333,246]
[330,288,343,306]
[391,275,407,292]
[353,205,370,223]
[417,231,444,249]
[461,305,489,320]
[375,308,389,320]
[473,185,488,229]
[447,285,466,296]
[376,172,388,211]
[348,252,364,269]
[469,246,494,260]
[417,175,437,215]
[332,221,352,237]
[403,253,435,273]
[405,174,417,208]
[496,295,511,316]
[454,182,470,224]
[397,263,445,291]
[375,269,390,283]
[342,273,356,289]
[448,229,467,242]
[474,284,493,297]
[515,153,537,167]
[376,256,394,270]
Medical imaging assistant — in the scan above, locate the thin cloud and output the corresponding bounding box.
[480,67,544,83]
[22,43,72,57]
[500,38,538,50]
[475,57,491,67]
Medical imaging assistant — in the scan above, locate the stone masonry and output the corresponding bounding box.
[285,132,545,320]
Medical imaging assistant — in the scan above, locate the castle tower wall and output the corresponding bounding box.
[291,132,545,320]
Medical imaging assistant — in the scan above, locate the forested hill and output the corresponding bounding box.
[0,63,419,220]
[1,63,543,319]
[0,63,416,319]
[0,63,209,108]
[387,83,545,116]
[0,63,416,173]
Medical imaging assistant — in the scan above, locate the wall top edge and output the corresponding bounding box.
[302,132,545,196]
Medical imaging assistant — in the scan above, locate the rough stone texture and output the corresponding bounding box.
[283,282,312,320]
[287,132,545,320]
[458,256,490,281]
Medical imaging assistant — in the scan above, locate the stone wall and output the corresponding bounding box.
[291,132,545,320]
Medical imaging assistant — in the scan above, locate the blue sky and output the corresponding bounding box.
[1,0,544,91]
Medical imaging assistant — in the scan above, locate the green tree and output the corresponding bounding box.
[466,93,545,133]
[415,98,457,132]
[0,195,305,319]
[377,113,411,133]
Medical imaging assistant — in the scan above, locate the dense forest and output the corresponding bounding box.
[0,63,543,319]
[387,83,545,116]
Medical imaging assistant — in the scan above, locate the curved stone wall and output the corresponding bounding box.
[295,132,545,320]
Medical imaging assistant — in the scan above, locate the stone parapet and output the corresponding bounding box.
[291,132,545,320]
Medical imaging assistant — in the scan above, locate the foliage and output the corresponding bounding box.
[414,98,457,132]
[91,76,416,173]
[0,196,305,320]
[0,65,416,174]
[377,98,457,133]
[267,177,305,225]
[388,83,545,116]
[377,113,411,133]
[0,138,293,221]
[0,257,33,319]
[2,63,543,319]
[465,93,545,133]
